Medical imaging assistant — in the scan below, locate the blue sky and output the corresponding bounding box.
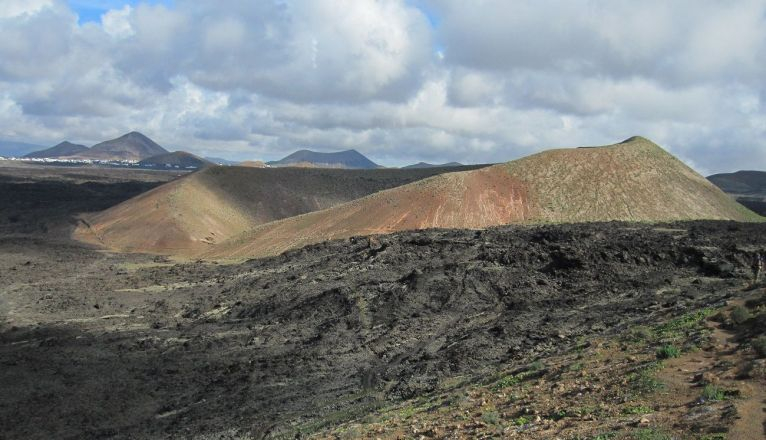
[67,0,174,23]
[70,1,438,26]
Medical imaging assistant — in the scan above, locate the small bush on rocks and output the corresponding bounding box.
[701,384,725,402]
[656,345,680,359]
[481,411,499,425]
[730,306,751,326]
[752,336,766,358]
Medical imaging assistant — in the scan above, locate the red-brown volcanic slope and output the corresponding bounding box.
[204,137,760,260]
[74,165,489,256]
[202,166,531,259]
[75,172,254,255]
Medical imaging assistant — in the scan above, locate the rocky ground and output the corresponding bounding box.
[0,165,765,439]
[322,289,766,439]
[0,162,182,236]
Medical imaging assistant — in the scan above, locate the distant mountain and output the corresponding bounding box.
[403,161,464,169]
[24,141,89,158]
[83,131,168,161]
[138,151,213,169]
[708,170,766,216]
[205,156,238,166]
[267,149,379,169]
[708,170,766,194]
[0,140,46,157]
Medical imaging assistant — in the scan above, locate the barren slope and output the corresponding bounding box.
[207,137,760,259]
[138,151,212,169]
[268,149,380,169]
[24,141,89,158]
[82,131,168,161]
[74,165,488,256]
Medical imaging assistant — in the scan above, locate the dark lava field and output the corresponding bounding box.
[1,165,765,439]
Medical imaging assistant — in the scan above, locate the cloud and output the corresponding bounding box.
[0,0,54,19]
[428,0,766,86]
[106,0,433,102]
[0,0,764,173]
[101,5,133,38]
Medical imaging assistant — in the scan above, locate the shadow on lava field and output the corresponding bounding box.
[2,216,766,439]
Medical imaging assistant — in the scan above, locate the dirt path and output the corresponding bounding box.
[656,298,766,439]
[721,297,766,440]
[728,380,766,439]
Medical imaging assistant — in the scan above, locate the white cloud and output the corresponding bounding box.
[0,0,764,173]
[101,5,133,38]
[0,0,53,19]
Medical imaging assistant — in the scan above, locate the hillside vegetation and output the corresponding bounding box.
[205,137,761,260]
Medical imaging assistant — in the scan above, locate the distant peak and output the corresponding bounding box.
[619,135,654,144]
[269,148,379,169]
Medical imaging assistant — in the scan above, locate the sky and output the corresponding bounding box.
[0,1,765,172]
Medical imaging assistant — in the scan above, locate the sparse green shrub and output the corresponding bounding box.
[621,405,653,415]
[569,362,584,372]
[338,426,361,440]
[589,433,617,440]
[493,368,537,391]
[513,416,530,426]
[481,411,500,425]
[632,428,672,440]
[493,374,522,390]
[752,336,766,358]
[569,406,601,418]
[701,384,725,401]
[655,308,714,339]
[628,326,653,342]
[656,345,681,359]
[629,362,665,395]
[575,336,589,351]
[631,371,664,394]
[528,360,545,371]
[731,306,751,326]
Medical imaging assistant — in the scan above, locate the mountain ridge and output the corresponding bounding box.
[0,140,49,157]
[204,136,761,259]
[23,131,169,161]
[708,170,766,216]
[138,151,213,169]
[708,170,766,194]
[23,141,89,158]
[73,166,485,256]
[267,149,380,169]
[83,131,168,161]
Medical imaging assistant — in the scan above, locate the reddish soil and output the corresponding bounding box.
[206,138,760,260]
[74,165,487,257]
